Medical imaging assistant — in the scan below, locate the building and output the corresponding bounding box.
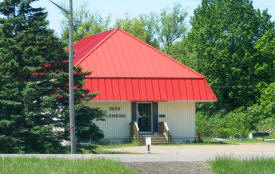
[73,28,217,143]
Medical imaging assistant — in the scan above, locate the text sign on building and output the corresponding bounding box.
[109,107,120,111]
[107,106,126,118]
[108,114,126,118]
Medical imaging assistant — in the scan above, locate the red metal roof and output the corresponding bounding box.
[73,28,217,101]
[83,78,216,101]
[72,29,116,64]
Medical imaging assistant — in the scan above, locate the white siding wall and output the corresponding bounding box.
[87,101,195,143]
[158,102,195,140]
[87,102,131,139]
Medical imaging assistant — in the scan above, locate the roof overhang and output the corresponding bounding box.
[83,78,217,102]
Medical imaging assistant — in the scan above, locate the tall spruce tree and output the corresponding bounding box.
[0,0,30,153]
[186,0,274,113]
[0,0,104,153]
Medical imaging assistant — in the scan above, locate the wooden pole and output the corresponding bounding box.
[68,0,76,154]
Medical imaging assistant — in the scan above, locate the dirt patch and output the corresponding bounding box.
[126,161,211,174]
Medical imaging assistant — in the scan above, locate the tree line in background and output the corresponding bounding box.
[62,0,274,138]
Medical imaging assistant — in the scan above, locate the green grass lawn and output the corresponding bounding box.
[210,156,275,174]
[0,157,139,174]
[78,140,143,154]
[200,137,275,145]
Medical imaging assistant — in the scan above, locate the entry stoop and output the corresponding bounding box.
[138,134,169,144]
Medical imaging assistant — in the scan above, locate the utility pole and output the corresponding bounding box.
[68,0,76,154]
[48,0,76,154]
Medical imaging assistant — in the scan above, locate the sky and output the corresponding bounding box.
[32,0,275,36]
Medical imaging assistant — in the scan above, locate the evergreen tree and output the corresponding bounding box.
[0,0,104,153]
[0,0,31,153]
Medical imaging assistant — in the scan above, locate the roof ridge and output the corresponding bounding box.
[75,28,119,65]
[117,28,205,78]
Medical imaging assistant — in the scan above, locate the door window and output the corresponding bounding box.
[137,103,152,132]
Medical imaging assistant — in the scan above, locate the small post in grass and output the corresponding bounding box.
[145,137,151,154]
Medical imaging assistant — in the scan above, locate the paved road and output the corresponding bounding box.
[108,143,275,156]
[1,153,275,162]
[125,162,211,174]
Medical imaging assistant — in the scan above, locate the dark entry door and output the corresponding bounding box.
[137,103,152,132]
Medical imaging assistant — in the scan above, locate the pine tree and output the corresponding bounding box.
[0,0,104,153]
[0,0,28,153]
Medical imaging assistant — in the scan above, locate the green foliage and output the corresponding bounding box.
[0,0,48,153]
[170,37,198,68]
[256,118,275,133]
[251,82,275,131]
[196,83,275,138]
[114,14,159,48]
[196,108,253,138]
[257,82,275,119]
[114,4,187,53]
[195,112,211,137]
[61,5,111,43]
[210,156,275,174]
[75,104,105,142]
[0,0,104,153]
[186,0,275,138]
[151,4,187,54]
[186,0,274,112]
[217,108,253,138]
[253,31,275,86]
[62,3,187,53]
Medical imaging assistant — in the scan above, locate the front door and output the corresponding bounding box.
[137,103,152,133]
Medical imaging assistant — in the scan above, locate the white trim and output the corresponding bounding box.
[136,102,153,133]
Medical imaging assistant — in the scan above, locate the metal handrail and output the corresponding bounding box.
[130,121,139,139]
[159,122,170,143]
[134,121,139,132]
[164,122,169,131]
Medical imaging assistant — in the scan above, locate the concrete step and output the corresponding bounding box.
[138,134,168,144]
[139,139,167,141]
[139,134,166,137]
[139,135,166,138]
